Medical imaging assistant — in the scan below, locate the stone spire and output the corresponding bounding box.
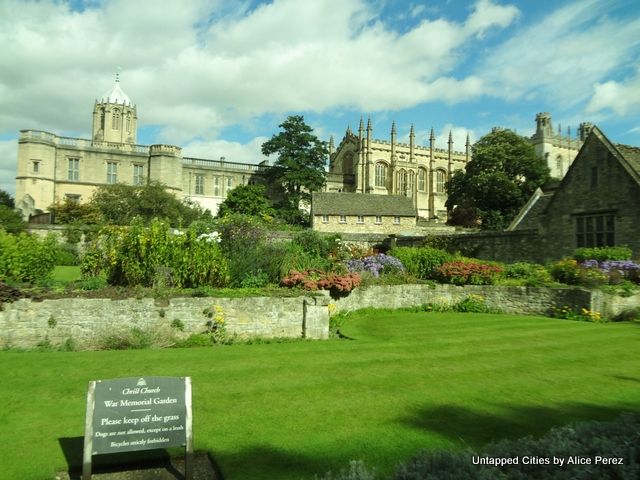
[465,133,471,162]
[409,124,415,162]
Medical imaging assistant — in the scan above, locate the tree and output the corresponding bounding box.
[261,115,328,224]
[0,205,26,233]
[0,189,14,208]
[217,184,275,218]
[446,128,550,230]
[89,181,211,226]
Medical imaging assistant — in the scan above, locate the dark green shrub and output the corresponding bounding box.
[56,243,79,266]
[389,247,454,279]
[292,230,339,258]
[504,262,552,287]
[574,246,632,262]
[550,258,579,284]
[72,276,107,291]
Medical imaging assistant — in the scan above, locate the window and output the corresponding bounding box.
[591,166,598,188]
[339,215,347,223]
[436,170,446,193]
[32,161,40,173]
[556,155,564,177]
[393,216,400,224]
[226,177,233,191]
[397,170,408,195]
[133,164,144,186]
[107,162,118,184]
[68,158,79,181]
[112,110,120,130]
[375,162,387,188]
[126,113,131,132]
[357,215,364,224]
[195,174,205,195]
[418,168,426,192]
[65,194,80,204]
[322,215,329,223]
[375,215,382,224]
[576,213,614,248]
[214,177,220,196]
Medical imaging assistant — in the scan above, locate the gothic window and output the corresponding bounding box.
[195,174,205,195]
[576,213,614,247]
[556,155,564,176]
[418,168,426,192]
[106,162,118,184]
[397,169,407,195]
[375,162,387,188]
[133,164,144,186]
[436,169,446,193]
[68,158,79,181]
[112,110,120,130]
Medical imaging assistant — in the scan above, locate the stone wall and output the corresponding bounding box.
[0,294,330,349]
[2,285,638,349]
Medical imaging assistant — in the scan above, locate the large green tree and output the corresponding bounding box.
[261,115,328,223]
[89,181,210,226]
[0,189,14,208]
[446,128,550,230]
[216,184,275,218]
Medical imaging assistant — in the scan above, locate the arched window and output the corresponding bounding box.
[556,155,564,177]
[375,162,387,188]
[418,168,427,192]
[436,169,446,193]
[112,109,120,130]
[397,169,407,195]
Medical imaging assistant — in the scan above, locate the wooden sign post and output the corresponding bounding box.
[82,376,193,480]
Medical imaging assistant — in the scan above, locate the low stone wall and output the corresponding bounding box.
[2,285,638,349]
[0,295,330,349]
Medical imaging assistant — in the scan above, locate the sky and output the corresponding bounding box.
[1,0,639,197]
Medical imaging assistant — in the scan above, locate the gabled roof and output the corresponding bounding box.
[312,192,416,216]
[507,125,639,231]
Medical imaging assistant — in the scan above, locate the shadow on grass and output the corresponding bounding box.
[58,437,197,479]
[398,402,640,448]
[214,444,351,480]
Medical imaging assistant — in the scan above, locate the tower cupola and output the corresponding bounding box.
[92,73,138,144]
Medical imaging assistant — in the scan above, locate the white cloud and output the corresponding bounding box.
[182,137,269,165]
[586,72,640,116]
[0,139,18,196]
[0,0,519,146]
[478,0,640,108]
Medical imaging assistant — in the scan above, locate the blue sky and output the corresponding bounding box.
[1,0,639,196]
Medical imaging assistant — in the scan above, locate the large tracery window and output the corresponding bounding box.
[418,168,427,192]
[436,169,447,193]
[375,162,387,188]
[397,169,408,195]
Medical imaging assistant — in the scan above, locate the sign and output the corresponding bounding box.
[82,376,192,480]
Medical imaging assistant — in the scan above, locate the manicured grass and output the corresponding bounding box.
[51,265,82,283]
[0,311,639,479]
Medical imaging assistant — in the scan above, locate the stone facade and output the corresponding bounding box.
[327,119,470,221]
[509,126,640,259]
[15,76,268,219]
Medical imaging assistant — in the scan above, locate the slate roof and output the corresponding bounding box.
[312,192,416,216]
[615,144,640,178]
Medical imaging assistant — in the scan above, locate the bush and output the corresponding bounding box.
[436,260,503,285]
[389,247,454,280]
[345,253,405,278]
[55,243,79,266]
[80,219,228,288]
[503,262,553,286]
[0,229,58,283]
[281,270,361,294]
[574,246,632,262]
[550,258,580,285]
[292,230,339,258]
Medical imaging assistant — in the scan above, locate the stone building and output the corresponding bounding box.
[508,125,640,257]
[15,75,266,219]
[311,192,416,235]
[530,112,592,178]
[326,118,470,221]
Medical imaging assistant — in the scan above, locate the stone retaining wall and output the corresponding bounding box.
[2,285,638,349]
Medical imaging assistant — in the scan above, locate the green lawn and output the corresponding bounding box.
[0,311,639,479]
